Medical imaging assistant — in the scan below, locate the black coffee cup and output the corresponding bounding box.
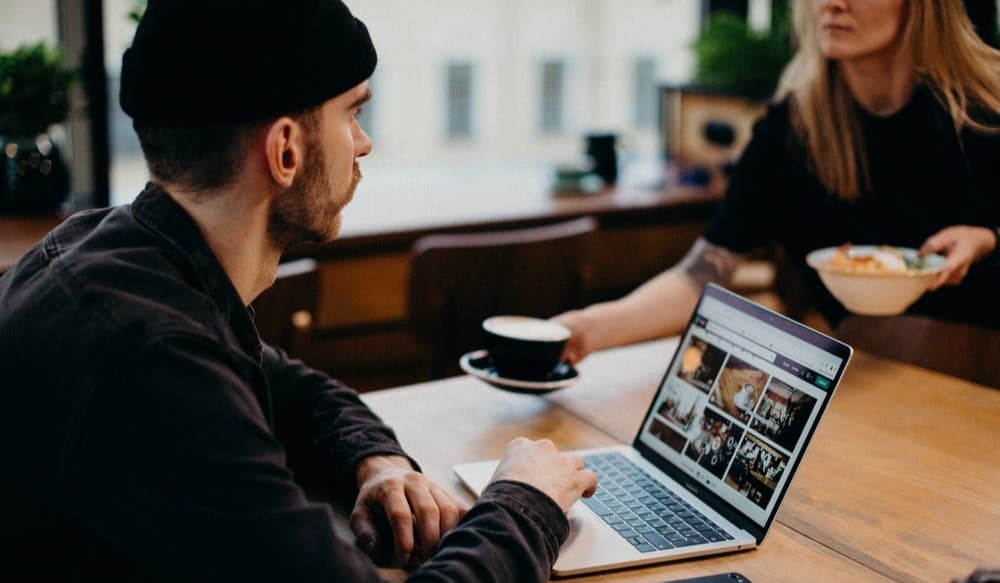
[482,316,571,379]
[585,133,618,185]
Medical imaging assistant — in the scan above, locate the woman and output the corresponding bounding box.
[557,0,1000,363]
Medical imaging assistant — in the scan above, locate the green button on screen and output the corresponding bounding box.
[814,376,831,389]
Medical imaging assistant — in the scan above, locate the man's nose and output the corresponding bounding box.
[356,127,373,158]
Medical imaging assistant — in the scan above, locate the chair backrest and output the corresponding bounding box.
[252,258,319,353]
[836,314,1000,387]
[409,216,597,378]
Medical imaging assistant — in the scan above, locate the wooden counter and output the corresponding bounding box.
[0,214,64,273]
[1,171,725,389]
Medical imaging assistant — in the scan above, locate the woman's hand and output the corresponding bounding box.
[551,309,599,365]
[919,226,997,290]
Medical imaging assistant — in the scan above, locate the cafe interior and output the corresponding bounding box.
[1,1,998,582]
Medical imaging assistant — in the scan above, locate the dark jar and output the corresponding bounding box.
[0,134,70,214]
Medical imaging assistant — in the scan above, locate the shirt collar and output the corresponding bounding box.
[130,182,263,362]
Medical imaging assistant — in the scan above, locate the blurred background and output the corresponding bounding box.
[3,0,996,208]
[0,0,819,207]
[2,0,998,389]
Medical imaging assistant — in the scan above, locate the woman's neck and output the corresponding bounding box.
[839,40,917,117]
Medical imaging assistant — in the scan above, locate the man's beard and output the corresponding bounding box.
[267,138,361,251]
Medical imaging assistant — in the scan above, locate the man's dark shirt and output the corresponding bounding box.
[0,184,568,581]
[704,86,1000,329]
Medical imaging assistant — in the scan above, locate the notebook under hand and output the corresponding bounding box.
[455,284,852,576]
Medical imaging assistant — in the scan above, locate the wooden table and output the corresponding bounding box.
[362,339,999,582]
[0,215,64,273]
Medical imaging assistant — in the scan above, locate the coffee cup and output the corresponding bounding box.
[482,315,571,379]
[585,132,618,185]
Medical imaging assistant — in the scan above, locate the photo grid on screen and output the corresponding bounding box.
[646,329,823,512]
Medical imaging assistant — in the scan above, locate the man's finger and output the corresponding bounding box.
[429,482,466,534]
[349,504,378,556]
[380,487,415,565]
[579,469,599,498]
[405,481,441,562]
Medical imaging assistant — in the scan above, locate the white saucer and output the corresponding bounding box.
[459,349,580,394]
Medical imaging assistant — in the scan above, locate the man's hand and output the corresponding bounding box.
[920,225,997,290]
[489,438,598,512]
[351,455,468,568]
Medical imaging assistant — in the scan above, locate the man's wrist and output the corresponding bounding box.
[356,454,414,488]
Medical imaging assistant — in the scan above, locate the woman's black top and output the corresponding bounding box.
[704,85,1000,329]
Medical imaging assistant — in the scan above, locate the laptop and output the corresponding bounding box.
[454,283,852,576]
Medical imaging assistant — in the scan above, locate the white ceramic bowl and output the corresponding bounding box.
[806,246,946,316]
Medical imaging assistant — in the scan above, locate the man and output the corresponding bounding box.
[0,1,597,580]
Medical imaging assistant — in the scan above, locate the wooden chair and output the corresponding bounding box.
[252,258,318,354]
[836,314,1000,387]
[253,256,435,392]
[408,217,598,379]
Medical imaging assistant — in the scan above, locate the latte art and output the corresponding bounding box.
[483,316,570,342]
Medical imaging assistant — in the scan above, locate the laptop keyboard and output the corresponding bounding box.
[582,452,735,553]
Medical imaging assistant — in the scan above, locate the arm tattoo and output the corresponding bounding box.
[679,238,743,287]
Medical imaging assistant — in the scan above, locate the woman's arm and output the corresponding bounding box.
[554,103,788,363]
[554,238,745,363]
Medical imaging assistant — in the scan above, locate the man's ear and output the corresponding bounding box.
[263,117,303,188]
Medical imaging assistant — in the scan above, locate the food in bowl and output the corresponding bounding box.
[821,243,934,275]
[806,244,946,316]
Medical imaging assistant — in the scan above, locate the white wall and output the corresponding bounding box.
[351,0,701,169]
[0,0,59,50]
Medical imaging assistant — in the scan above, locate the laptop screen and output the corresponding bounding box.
[635,284,850,529]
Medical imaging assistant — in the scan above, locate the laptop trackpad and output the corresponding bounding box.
[555,504,635,571]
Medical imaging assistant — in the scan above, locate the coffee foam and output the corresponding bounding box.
[483,316,570,342]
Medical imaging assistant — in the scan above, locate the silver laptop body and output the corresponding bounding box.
[455,284,852,575]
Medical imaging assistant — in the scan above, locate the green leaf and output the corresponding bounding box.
[128,0,147,24]
[0,42,76,137]
[691,10,793,96]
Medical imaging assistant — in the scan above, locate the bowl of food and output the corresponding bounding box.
[806,244,946,316]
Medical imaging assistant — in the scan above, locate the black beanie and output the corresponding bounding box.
[120,0,376,127]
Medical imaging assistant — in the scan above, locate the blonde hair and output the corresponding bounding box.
[775,0,1000,200]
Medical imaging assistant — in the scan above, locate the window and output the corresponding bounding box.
[81,1,705,203]
[633,56,659,130]
[445,62,474,140]
[106,0,147,206]
[538,60,566,134]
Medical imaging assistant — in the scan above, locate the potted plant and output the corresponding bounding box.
[128,0,146,24]
[663,2,793,181]
[0,42,74,213]
[691,9,793,98]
